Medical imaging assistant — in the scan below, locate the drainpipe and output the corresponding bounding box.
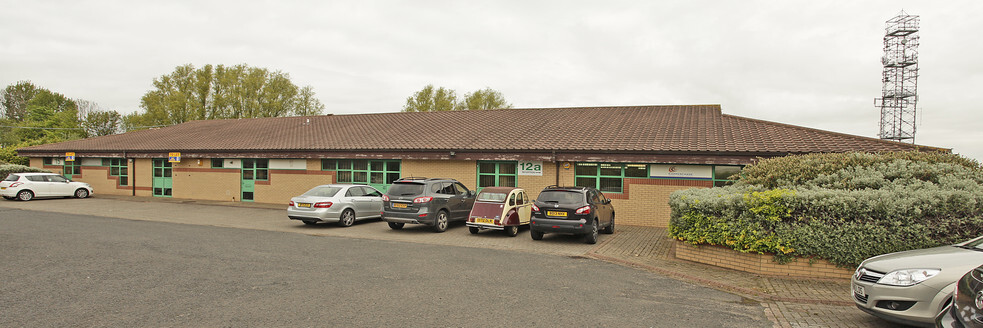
[552,150,559,186]
[129,154,135,196]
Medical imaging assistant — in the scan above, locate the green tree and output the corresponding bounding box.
[402,85,512,112]
[138,64,322,125]
[460,88,512,110]
[0,81,40,121]
[82,110,122,136]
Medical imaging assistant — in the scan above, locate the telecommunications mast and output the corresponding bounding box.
[875,11,920,142]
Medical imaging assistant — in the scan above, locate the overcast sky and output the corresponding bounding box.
[2,1,981,161]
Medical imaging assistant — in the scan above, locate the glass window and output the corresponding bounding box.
[713,165,743,188]
[322,159,401,191]
[211,159,224,168]
[63,160,81,177]
[574,162,647,193]
[303,186,341,197]
[104,158,128,186]
[476,161,517,188]
[43,158,53,165]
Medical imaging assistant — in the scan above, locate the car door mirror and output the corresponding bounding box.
[603,199,611,205]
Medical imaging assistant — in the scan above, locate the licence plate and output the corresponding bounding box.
[853,284,865,296]
[298,203,311,208]
[546,211,566,217]
[476,218,495,224]
[392,203,408,208]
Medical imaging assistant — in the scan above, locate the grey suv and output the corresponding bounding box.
[382,177,476,232]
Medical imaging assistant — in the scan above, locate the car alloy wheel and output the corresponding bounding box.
[505,225,518,237]
[339,209,355,227]
[75,188,89,199]
[583,219,598,244]
[17,190,33,201]
[434,211,448,233]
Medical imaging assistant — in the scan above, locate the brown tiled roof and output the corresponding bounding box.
[19,105,943,154]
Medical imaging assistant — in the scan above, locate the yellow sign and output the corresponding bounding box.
[65,152,75,162]
[168,152,181,163]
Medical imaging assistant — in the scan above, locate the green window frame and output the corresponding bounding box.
[321,159,401,191]
[574,163,647,193]
[712,165,743,187]
[477,161,517,189]
[241,159,269,181]
[63,160,82,177]
[102,158,128,186]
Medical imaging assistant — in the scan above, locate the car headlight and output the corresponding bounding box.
[877,269,941,286]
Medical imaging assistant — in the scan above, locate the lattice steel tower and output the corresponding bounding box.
[875,11,920,142]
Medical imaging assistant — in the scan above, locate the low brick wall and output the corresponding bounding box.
[674,240,853,280]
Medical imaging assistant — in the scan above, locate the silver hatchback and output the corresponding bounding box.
[852,236,983,327]
[287,184,384,227]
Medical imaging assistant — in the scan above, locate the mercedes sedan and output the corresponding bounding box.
[287,184,383,227]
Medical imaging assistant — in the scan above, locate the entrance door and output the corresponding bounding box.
[241,159,256,202]
[152,159,173,197]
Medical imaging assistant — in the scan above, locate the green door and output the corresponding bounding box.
[241,159,268,202]
[152,159,173,197]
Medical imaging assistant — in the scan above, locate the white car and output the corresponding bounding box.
[0,172,94,201]
[287,184,384,227]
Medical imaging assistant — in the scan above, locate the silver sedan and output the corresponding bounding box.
[287,184,384,227]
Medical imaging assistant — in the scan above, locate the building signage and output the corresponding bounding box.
[168,152,181,163]
[649,164,712,179]
[65,152,75,162]
[518,161,543,176]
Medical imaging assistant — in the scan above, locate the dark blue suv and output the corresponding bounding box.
[529,186,614,244]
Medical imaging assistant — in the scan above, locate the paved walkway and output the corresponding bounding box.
[1,195,898,327]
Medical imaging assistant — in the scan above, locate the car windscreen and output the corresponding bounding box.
[302,186,341,197]
[962,236,983,250]
[536,191,584,204]
[3,174,19,181]
[388,183,425,196]
[477,192,507,202]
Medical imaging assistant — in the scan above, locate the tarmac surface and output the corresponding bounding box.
[0,194,901,327]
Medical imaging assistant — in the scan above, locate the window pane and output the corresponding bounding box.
[714,166,742,181]
[163,188,172,196]
[337,171,352,183]
[371,172,384,184]
[154,188,162,196]
[321,160,336,170]
[353,160,368,171]
[154,168,163,177]
[163,168,172,178]
[575,163,597,176]
[479,175,496,187]
[44,158,52,165]
[575,177,596,188]
[370,161,383,171]
[102,159,110,166]
[599,164,621,176]
[353,172,367,183]
[337,160,352,170]
[599,177,622,193]
[714,180,734,187]
[256,160,268,169]
[478,162,496,174]
[386,173,400,184]
[498,175,516,187]
[625,164,647,177]
[111,167,120,176]
[212,159,224,168]
[119,177,128,186]
[499,162,516,175]
[243,170,254,180]
[256,169,269,180]
[387,161,400,172]
[242,191,252,200]
[242,159,254,168]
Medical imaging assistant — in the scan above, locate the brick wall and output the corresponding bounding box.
[133,159,153,197]
[611,179,712,227]
[401,159,478,190]
[674,240,853,280]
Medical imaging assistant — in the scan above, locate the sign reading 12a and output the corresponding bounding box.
[518,161,543,176]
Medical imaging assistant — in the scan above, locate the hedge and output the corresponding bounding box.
[0,164,51,179]
[668,152,983,267]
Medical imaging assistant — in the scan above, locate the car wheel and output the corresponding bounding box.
[602,215,614,234]
[468,226,479,234]
[583,219,598,244]
[433,211,449,233]
[338,209,356,227]
[505,225,518,237]
[530,229,544,240]
[388,222,405,230]
[17,190,34,201]
[302,220,317,226]
[74,188,89,199]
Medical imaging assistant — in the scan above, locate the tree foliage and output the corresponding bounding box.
[133,64,325,126]
[402,84,512,112]
[82,110,122,136]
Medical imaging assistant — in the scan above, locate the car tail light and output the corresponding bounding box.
[289,201,295,206]
[382,195,390,202]
[575,206,591,215]
[531,204,540,212]
[413,196,433,203]
[314,202,333,208]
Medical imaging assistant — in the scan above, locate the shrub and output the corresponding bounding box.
[669,151,983,267]
[0,164,51,179]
